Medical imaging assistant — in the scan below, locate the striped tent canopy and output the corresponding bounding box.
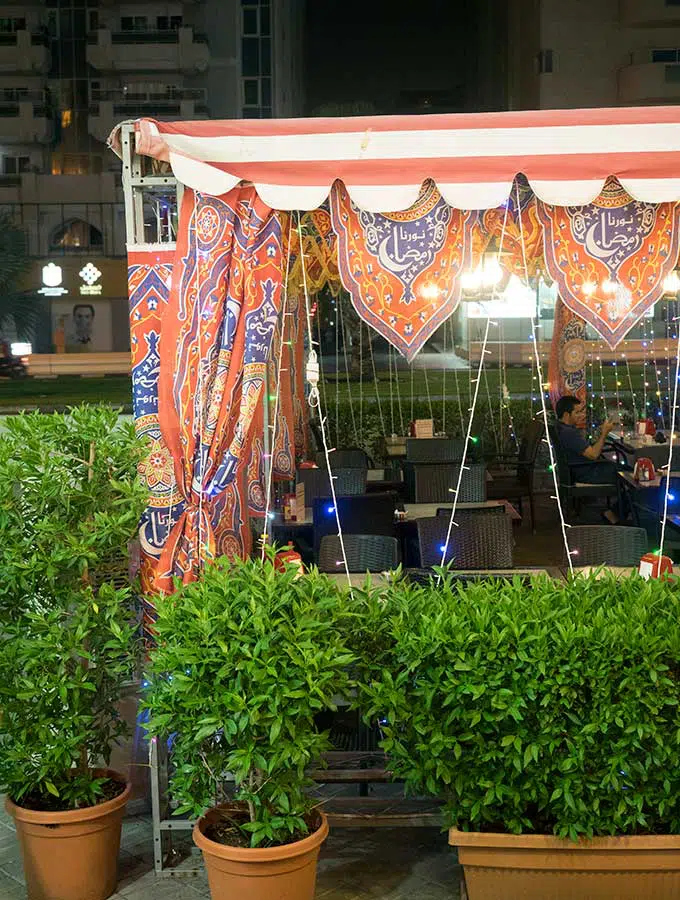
[110,106,680,212]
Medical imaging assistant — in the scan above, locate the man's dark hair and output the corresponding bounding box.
[555,395,580,420]
[73,303,95,317]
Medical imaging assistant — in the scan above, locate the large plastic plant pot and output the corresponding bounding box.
[450,828,680,900]
[194,805,329,900]
[6,770,131,900]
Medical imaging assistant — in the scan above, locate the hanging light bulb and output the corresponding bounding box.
[582,281,597,297]
[663,269,680,294]
[602,278,617,295]
[482,253,503,287]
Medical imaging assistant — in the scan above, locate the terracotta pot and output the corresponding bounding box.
[194,805,329,900]
[450,828,680,900]
[6,769,131,900]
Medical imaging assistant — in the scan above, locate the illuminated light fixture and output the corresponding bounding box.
[462,239,504,293]
[420,283,440,300]
[582,281,596,297]
[326,505,335,514]
[10,342,31,356]
[663,269,680,294]
[602,278,617,295]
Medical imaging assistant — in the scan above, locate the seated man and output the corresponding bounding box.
[555,395,624,522]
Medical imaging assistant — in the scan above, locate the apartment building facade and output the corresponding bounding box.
[0,0,303,354]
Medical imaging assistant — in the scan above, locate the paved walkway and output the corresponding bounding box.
[0,803,460,900]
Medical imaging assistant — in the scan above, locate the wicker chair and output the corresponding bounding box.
[315,448,374,469]
[313,492,398,560]
[406,437,466,463]
[318,534,400,573]
[487,419,545,532]
[296,466,367,504]
[403,462,487,503]
[416,514,513,569]
[548,424,619,517]
[564,525,648,567]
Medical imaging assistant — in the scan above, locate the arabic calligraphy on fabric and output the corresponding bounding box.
[539,178,680,347]
[331,180,475,361]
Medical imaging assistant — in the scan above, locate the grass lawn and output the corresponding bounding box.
[0,363,668,411]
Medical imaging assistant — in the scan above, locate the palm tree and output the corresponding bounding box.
[0,210,36,341]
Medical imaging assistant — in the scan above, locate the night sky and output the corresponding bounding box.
[305,0,496,116]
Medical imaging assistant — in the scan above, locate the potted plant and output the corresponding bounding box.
[144,553,354,900]
[358,571,680,899]
[0,407,146,900]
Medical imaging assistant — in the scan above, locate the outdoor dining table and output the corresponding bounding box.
[609,431,678,469]
[618,470,680,491]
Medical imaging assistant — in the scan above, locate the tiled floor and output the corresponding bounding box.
[0,804,461,899]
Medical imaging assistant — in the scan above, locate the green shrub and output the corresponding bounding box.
[143,554,355,847]
[356,572,680,839]
[320,398,534,464]
[0,407,145,809]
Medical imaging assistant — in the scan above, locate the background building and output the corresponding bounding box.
[508,0,680,110]
[0,0,304,355]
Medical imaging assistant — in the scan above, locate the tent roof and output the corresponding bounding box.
[112,106,680,212]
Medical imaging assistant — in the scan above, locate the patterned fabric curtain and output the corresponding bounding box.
[548,296,587,426]
[476,177,545,280]
[154,186,284,591]
[538,178,680,348]
[128,247,183,608]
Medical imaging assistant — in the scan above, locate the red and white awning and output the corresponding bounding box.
[111,106,680,212]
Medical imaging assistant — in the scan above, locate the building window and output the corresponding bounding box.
[0,17,26,33]
[652,48,680,62]
[241,1,272,118]
[2,156,30,175]
[120,16,148,32]
[157,15,182,30]
[537,49,553,74]
[51,219,103,252]
[665,64,680,82]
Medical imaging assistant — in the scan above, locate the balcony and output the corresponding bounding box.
[0,30,49,74]
[620,0,680,26]
[0,96,52,143]
[619,61,680,105]
[88,88,208,141]
[87,27,209,73]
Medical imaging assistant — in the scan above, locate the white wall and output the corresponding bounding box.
[539,0,680,108]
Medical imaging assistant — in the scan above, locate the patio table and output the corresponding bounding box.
[609,431,677,469]
[568,565,680,578]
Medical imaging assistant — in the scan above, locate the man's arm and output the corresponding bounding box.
[582,420,615,460]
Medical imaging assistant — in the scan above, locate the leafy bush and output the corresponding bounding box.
[143,554,355,847]
[356,572,680,839]
[320,398,535,464]
[0,407,146,808]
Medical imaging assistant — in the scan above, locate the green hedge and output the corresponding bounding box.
[318,398,537,464]
[353,572,680,839]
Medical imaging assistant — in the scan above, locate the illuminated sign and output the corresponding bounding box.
[79,262,102,296]
[38,263,68,297]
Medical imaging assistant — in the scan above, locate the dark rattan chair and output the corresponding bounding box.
[315,448,374,469]
[416,514,514,569]
[318,534,400,573]
[487,419,545,532]
[564,525,648,567]
[406,437,465,463]
[296,466,367,504]
[403,462,487,503]
[312,492,398,560]
[547,424,619,518]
